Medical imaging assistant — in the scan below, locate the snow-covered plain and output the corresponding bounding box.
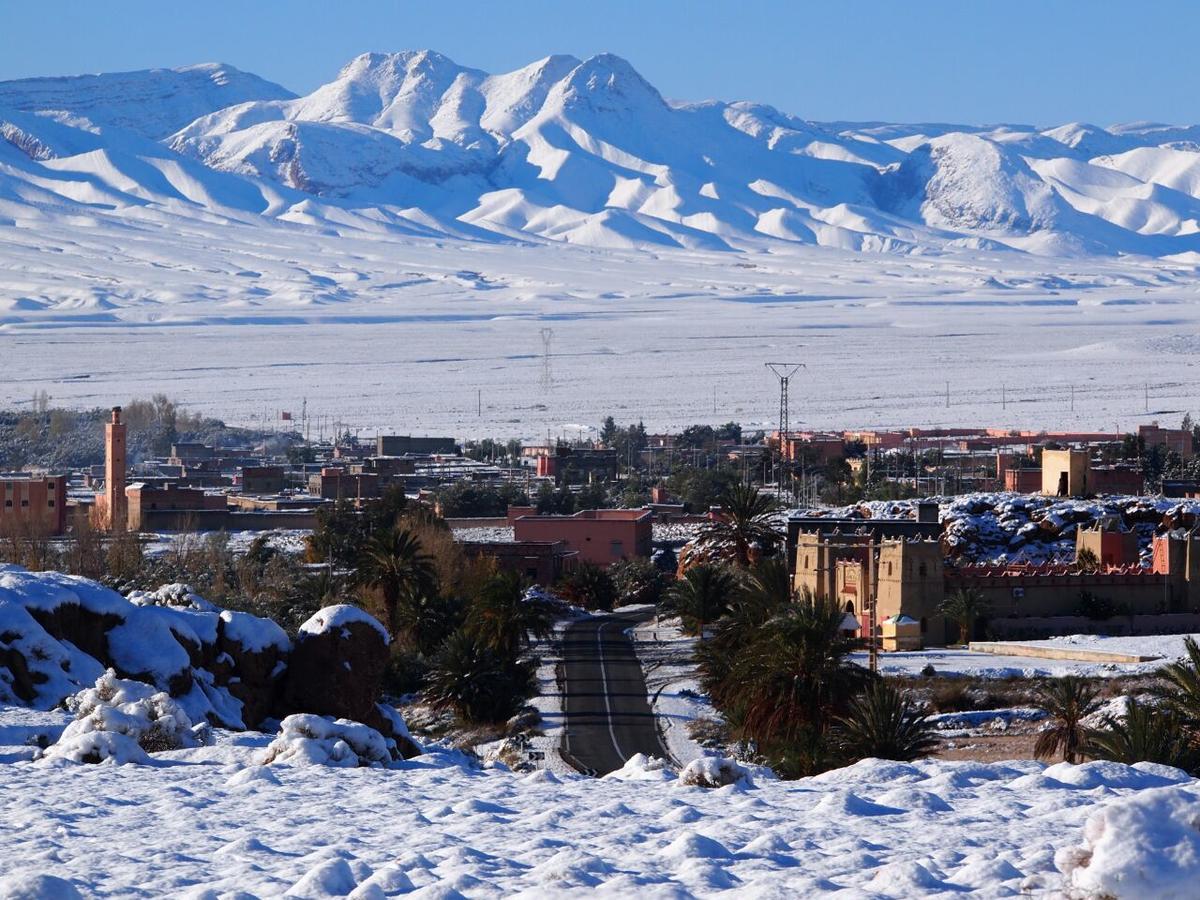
[4,54,1200,438]
[2,718,1200,897]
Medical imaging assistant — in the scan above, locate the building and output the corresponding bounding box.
[126,483,227,531]
[786,502,941,575]
[104,407,127,532]
[240,466,286,494]
[459,540,579,585]
[508,507,652,566]
[1140,423,1194,460]
[308,469,381,501]
[533,445,619,485]
[0,473,67,535]
[376,435,457,456]
[793,522,1200,647]
[1042,448,1091,497]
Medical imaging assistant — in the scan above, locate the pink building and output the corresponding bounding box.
[508,507,652,566]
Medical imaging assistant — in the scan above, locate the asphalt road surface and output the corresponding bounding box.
[560,610,672,776]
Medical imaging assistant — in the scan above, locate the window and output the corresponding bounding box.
[610,540,624,558]
[20,500,29,507]
[918,563,927,578]
[47,500,55,507]
[3,500,10,508]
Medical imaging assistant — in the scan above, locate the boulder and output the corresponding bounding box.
[215,610,289,729]
[364,702,421,760]
[282,605,389,723]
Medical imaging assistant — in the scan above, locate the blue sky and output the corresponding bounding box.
[1,0,1195,126]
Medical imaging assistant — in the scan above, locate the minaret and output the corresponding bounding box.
[105,406,127,532]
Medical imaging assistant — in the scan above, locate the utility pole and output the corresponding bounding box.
[1070,384,1075,413]
[477,389,482,418]
[539,328,554,391]
[945,380,950,409]
[1145,383,1150,413]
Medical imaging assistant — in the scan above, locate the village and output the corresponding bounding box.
[4,403,1200,654]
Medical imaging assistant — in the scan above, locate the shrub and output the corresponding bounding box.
[555,563,617,611]
[832,681,938,763]
[424,631,536,724]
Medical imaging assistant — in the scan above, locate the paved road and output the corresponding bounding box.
[560,610,672,776]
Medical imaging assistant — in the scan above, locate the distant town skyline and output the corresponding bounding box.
[3,0,1199,127]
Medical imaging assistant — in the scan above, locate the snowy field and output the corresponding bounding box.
[5,222,1200,440]
[1,716,1199,897]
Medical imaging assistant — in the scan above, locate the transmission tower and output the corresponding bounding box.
[539,327,555,391]
[765,362,804,437]
[766,362,804,501]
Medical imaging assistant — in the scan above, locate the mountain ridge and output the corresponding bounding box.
[3,50,1200,258]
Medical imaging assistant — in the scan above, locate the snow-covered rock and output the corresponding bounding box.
[678,756,751,788]
[259,714,394,768]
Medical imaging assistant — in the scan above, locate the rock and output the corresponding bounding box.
[216,611,289,729]
[364,702,421,760]
[282,606,389,723]
[679,756,750,788]
[260,714,396,768]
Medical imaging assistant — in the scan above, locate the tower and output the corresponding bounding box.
[105,406,127,532]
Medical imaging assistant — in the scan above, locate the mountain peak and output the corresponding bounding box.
[553,53,666,114]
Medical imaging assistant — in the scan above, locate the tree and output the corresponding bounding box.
[1153,637,1200,729]
[1032,676,1103,764]
[723,590,870,774]
[1086,698,1199,772]
[360,526,438,641]
[424,630,535,724]
[695,482,781,567]
[555,563,617,611]
[939,587,989,644]
[833,681,938,763]
[1075,547,1100,574]
[666,564,734,636]
[611,557,668,606]
[600,416,618,446]
[466,571,555,657]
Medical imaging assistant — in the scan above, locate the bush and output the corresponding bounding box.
[555,563,617,611]
[832,681,938,763]
[424,631,536,724]
[610,558,668,607]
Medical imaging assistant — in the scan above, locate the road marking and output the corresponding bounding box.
[596,621,628,766]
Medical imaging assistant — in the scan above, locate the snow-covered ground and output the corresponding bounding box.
[1,715,1198,897]
[856,645,1178,680]
[5,225,1200,441]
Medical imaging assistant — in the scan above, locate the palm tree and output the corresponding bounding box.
[696,483,781,567]
[730,590,869,756]
[466,571,555,657]
[360,525,438,641]
[833,681,938,762]
[1086,698,1199,772]
[939,587,989,645]
[424,630,535,724]
[1032,676,1103,763]
[694,560,795,708]
[666,564,735,636]
[1153,637,1200,729]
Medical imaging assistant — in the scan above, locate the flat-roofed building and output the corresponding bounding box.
[0,473,67,535]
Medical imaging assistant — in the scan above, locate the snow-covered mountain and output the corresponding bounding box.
[4,50,1200,257]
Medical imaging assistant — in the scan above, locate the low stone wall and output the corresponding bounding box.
[968,641,1160,664]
